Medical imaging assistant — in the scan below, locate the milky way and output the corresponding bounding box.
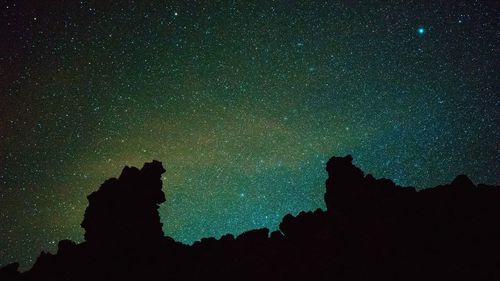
[1,0,498,269]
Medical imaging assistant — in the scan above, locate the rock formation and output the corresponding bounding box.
[1,155,499,281]
[81,160,166,248]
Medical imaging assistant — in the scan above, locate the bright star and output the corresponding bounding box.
[417,27,425,35]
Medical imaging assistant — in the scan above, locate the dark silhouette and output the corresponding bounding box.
[81,161,166,247]
[1,156,499,281]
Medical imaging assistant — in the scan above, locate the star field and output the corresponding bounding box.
[1,0,498,269]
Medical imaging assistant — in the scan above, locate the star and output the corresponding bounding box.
[0,0,498,270]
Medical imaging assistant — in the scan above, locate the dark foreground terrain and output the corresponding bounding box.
[1,155,499,281]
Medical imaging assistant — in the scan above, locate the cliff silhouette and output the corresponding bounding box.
[1,155,499,281]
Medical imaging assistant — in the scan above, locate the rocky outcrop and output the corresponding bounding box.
[81,160,166,248]
[2,155,499,281]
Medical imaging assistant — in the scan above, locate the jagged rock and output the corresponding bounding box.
[279,209,328,239]
[2,156,499,281]
[220,233,235,242]
[324,155,365,212]
[237,228,269,243]
[324,155,416,215]
[80,160,166,247]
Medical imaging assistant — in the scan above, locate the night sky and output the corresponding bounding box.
[1,0,498,269]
